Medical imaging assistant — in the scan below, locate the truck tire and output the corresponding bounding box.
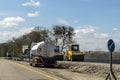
[29,62,32,66]
[32,61,38,67]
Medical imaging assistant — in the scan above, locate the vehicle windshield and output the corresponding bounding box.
[71,45,79,51]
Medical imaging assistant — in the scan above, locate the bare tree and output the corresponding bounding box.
[53,25,74,52]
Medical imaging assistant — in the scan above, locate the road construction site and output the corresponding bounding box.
[2,58,120,80]
[2,38,120,80]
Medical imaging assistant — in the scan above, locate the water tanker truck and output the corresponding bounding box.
[29,41,58,67]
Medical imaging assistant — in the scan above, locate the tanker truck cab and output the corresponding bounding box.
[66,44,84,61]
[29,41,58,67]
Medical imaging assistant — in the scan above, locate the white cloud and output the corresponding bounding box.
[0,27,34,43]
[28,11,39,17]
[113,28,118,31]
[18,27,34,35]
[74,26,109,39]
[75,27,96,34]
[22,0,40,7]
[73,26,110,51]
[0,17,25,28]
[57,18,69,25]
[94,33,109,39]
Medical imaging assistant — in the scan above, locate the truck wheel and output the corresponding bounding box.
[32,62,38,67]
[29,62,32,66]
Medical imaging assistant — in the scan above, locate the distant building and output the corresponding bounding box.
[22,45,28,53]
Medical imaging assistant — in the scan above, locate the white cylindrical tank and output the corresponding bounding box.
[30,41,57,58]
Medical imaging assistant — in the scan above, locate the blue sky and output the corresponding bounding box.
[0,0,120,51]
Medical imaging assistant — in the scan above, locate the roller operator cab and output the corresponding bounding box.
[55,44,85,61]
[66,44,84,61]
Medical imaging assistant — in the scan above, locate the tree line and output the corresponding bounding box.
[0,25,74,57]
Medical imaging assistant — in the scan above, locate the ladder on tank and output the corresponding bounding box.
[43,42,48,57]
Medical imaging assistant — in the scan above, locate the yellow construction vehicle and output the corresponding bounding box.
[55,44,84,61]
[66,44,84,61]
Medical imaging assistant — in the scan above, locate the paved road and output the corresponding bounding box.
[0,59,105,80]
[0,59,60,80]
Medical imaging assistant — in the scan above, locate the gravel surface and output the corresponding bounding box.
[12,60,120,80]
[57,61,120,79]
[15,60,105,80]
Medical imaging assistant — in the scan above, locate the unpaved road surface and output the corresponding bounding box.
[1,58,120,80]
